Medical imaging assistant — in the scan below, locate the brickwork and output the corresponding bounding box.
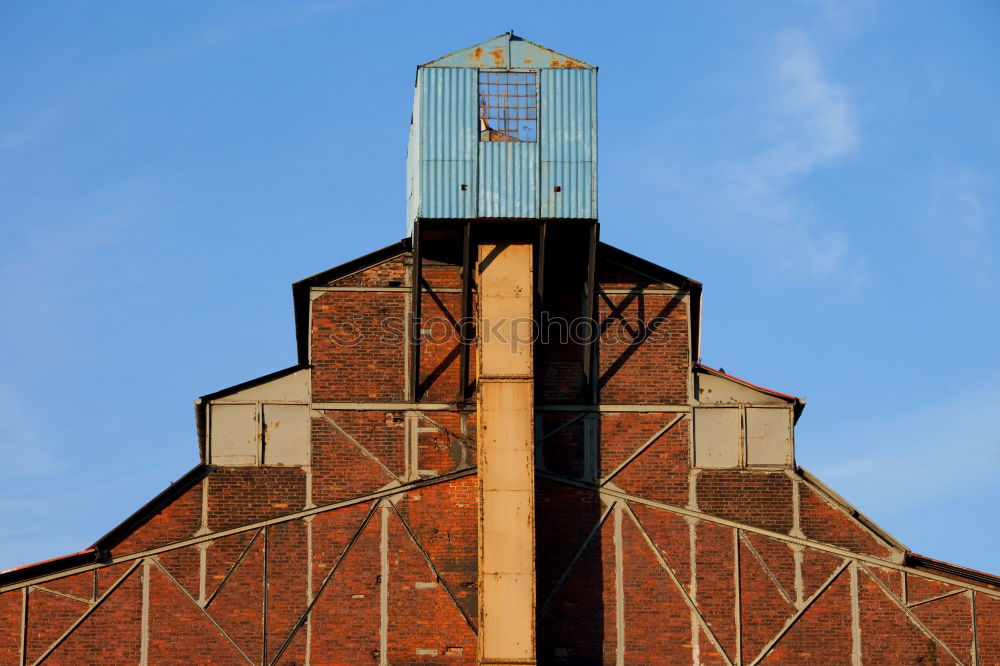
[537,514,615,663]
[329,410,407,479]
[978,593,1000,665]
[611,416,691,506]
[415,411,474,477]
[36,570,94,603]
[396,474,478,622]
[739,535,797,661]
[147,564,246,664]
[44,565,142,665]
[25,589,89,664]
[207,531,265,659]
[386,508,477,664]
[799,483,892,558]
[596,290,690,404]
[419,263,466,403]
[1,244,998,664]
[0,591,21,659]
[325,254,407,288]
[762,569,853,664]
[911,591,975,664]
[112,481,203,556]
[156,544,200,599]
[696,470,794,534]
[622,514,692,665]
[266,520,308,664]
[311,291,406,402]
[311,412,396,505]
[207,467,306,532]
[308,511,381,663]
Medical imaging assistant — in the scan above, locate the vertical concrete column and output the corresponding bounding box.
[476,242,536,665]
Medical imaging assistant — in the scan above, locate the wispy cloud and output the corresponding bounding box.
[650,29,862,282]
[719,30,859,278]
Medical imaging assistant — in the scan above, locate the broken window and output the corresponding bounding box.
[478,70,537,142]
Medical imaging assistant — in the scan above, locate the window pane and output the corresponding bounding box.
[479,71,537,143]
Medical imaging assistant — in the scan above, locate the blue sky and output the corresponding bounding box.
[1,1,998,574]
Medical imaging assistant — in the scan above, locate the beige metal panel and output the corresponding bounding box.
[696,373,787,406]
[209,403,259,466]
[478,380,536,662]
[479,382,534,488]
[481,488,535,571]
[746,407,793,466]
[478,243,534,379]
[479,573,535,658]
[476,241,536,665]
[263,404,310,466]
[213,369,310,403]
[693,407,741,468]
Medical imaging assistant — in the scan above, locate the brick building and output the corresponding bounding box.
[1,33,998,665]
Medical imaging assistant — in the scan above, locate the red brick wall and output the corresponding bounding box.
[311,290,406,402]
[1,244,996,664]
[596,259,691,405]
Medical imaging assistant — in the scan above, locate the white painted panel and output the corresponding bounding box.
[746,407,792,466]
[263,403,310,466]
[210,403,259,466]
[693,407,741,468]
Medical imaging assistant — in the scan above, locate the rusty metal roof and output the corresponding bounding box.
[421,32,594,70]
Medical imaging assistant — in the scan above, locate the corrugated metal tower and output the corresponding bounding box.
[406,32,597,227]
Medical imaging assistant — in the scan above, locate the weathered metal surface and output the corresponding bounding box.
[692,403,795,469]
[407,67,477,231]
[745,407,793,466]
[478,142,538,217]
[476,242,536,664]
[511,36,592,70]
[478,243,534,376]
[209,403,259,466]
[408,34,597,229]
[210,368,310,403]
[206,368,311,467]
[696,372,789,406]
[692,406,742,468]
[540,68,597,218]
[423,32,594,70]
[541,161,594,218]
[262,404,310,466]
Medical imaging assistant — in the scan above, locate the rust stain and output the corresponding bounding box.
[523,58,532,64]
[489,47,504,66]
[550,58,585,69]
[468,47,483,63]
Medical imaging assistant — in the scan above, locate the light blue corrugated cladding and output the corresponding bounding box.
[478,143,538,218]
[406,33,597,231]
[407,67,477,231]
[540,69,597,218]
